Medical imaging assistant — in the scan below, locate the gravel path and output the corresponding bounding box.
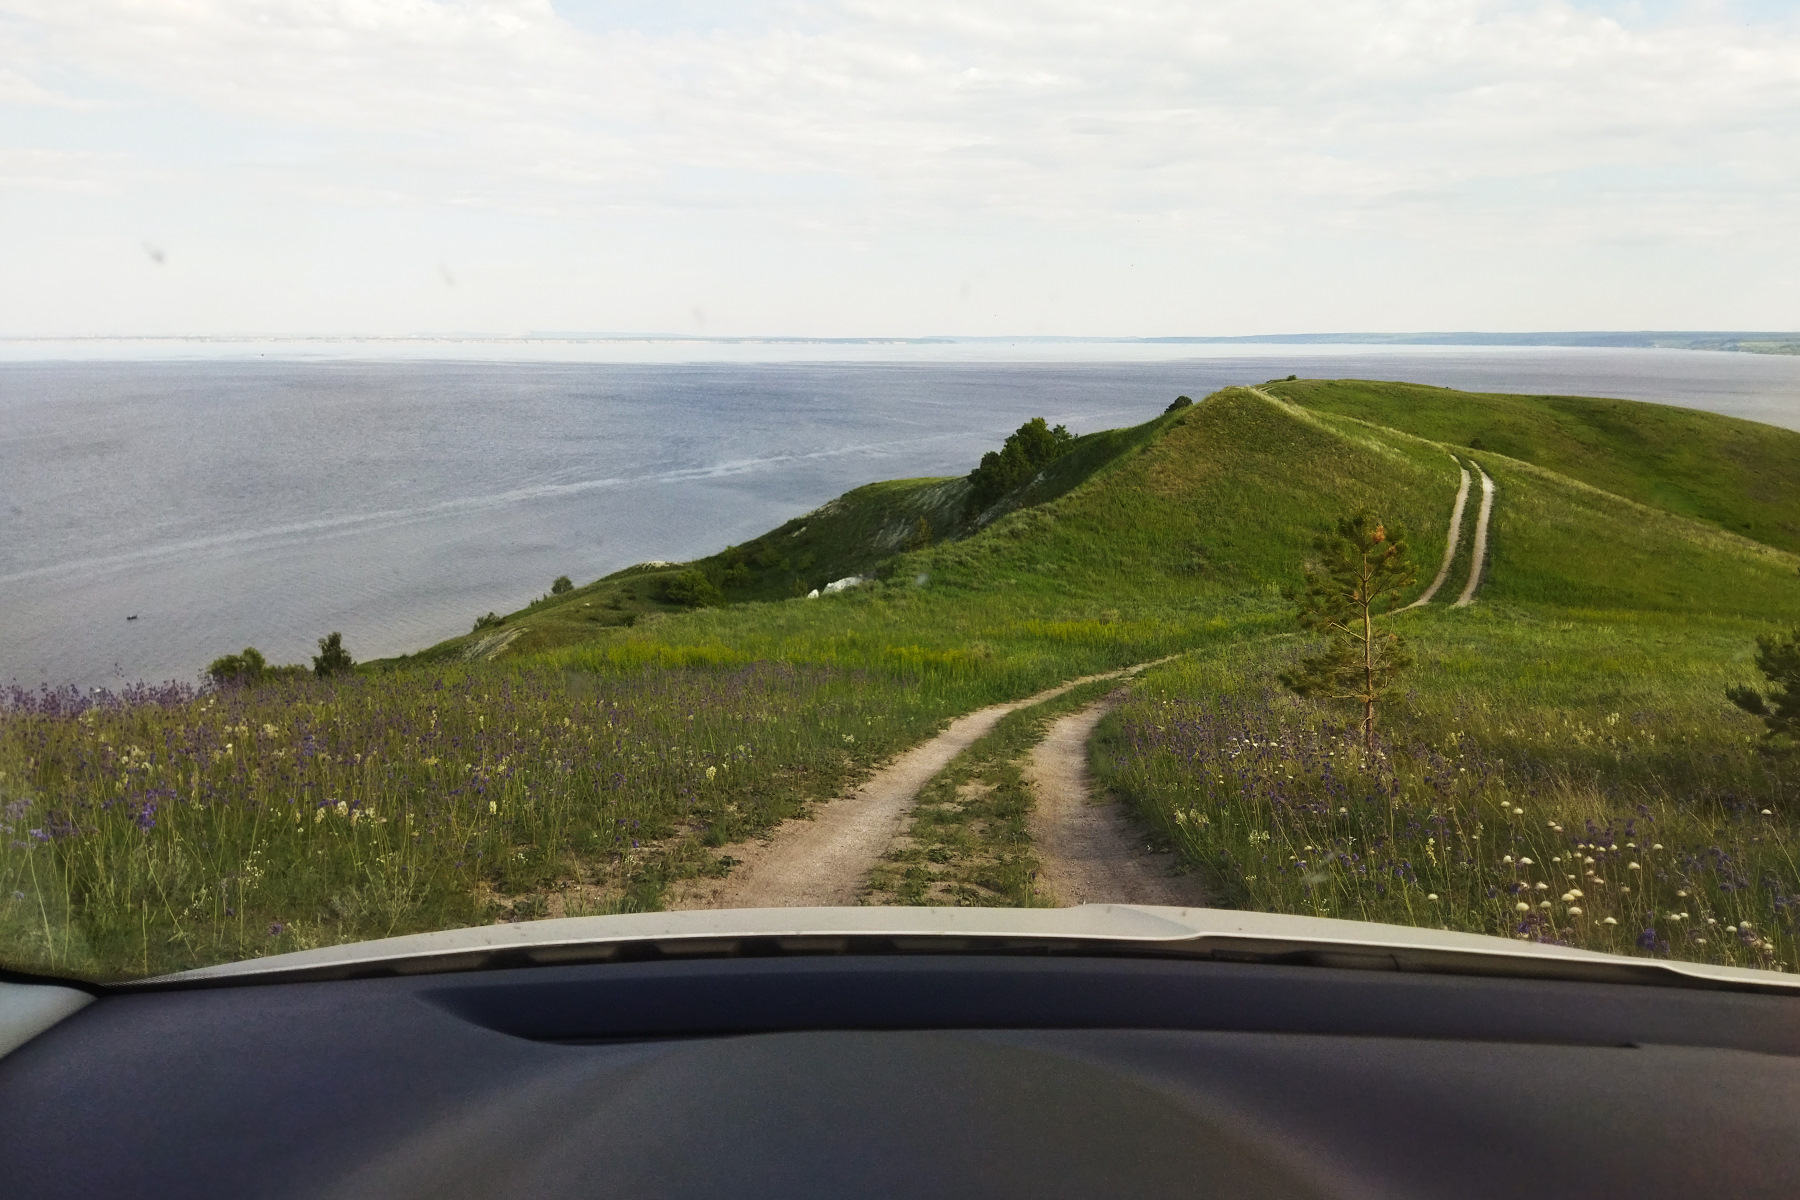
[1026,693,1211,908]
[1452,465,1496,607]
[1403,457,1471,610]
[666,666,1154,910]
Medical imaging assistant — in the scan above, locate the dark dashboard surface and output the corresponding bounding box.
[5,954,1799,1198]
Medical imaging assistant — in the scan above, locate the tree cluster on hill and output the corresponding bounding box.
[205,632,353,688]
[965,417,1075,515]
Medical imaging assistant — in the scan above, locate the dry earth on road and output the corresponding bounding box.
[666,668,1145,909]
[1026,693,1211,908]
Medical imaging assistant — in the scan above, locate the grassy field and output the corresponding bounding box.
[1270,377,1800,553]
[1096,608,1798,971]
[5,379,1799,981]
[1,665,999,978]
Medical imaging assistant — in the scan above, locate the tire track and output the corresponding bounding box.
[1403,457,1472,610]
[1026,693,1211,908]
[1452,465,1496,608]
[666,664,1164,910]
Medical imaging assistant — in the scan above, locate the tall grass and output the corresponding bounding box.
[1097,618,1800,971]
[0,664,959,980]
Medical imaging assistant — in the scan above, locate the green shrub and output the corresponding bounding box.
[312,632,355,678]
[551,575,573,595]
[205,647,309,688]
[966,417,1075,514]
[1164,395,1192,413]
[206,647,268,687]
[660,569,725,608]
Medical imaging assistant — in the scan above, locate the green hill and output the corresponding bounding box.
[1266,377,1800,553]
[393,381,1800,680]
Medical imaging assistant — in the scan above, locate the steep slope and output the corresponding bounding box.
[396,408,1190,665]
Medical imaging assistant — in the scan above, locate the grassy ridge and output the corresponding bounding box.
[1271,378,1800,552]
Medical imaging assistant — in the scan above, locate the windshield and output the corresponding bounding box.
[5,2,1800,985]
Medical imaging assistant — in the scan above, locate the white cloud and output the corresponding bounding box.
[2,0,1798,333]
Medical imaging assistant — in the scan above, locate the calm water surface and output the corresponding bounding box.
[4,348,1798,689]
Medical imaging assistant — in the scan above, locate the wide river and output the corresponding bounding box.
[5,343,1799,690]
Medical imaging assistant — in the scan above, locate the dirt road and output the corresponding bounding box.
[1404,457,1471,610]
[1026,694,1211,907]
[666,667,1152,910]
[1452,466,1496,607]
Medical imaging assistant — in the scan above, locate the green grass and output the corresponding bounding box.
[1095,607,1800,970]
[8,379,1800,981]
[0,665,997,979]
[1270,377,1800,552]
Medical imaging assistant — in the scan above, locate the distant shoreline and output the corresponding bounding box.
[2,333,1795,365]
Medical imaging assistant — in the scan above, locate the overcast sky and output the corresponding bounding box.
[3,1,1797,338]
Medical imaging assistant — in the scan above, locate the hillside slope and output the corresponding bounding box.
[1267,378,1800,552]
[522,386,1800,691]
[398,407,1191,666]
[393,381,1800,683]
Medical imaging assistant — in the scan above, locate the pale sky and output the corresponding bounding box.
[3,1,1798,338]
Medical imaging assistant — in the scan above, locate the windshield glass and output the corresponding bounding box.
[5,2,1800,984]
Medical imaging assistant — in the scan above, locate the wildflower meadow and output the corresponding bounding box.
[0,663,954,980]
[1098,673,1800,972]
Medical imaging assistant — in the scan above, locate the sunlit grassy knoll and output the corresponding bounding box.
[536,389,1469,674]
[1096,608,1800,971]
[1270,377,1800,553]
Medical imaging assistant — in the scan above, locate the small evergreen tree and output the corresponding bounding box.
[313,632,354,678]
[551,575,573,595]
[1279,512,1418,750]
[906,516,934,550]
[1728,628,1800,754]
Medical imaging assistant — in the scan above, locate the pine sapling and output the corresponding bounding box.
[1279,511,1419,750]
[1728,627,1800,755]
